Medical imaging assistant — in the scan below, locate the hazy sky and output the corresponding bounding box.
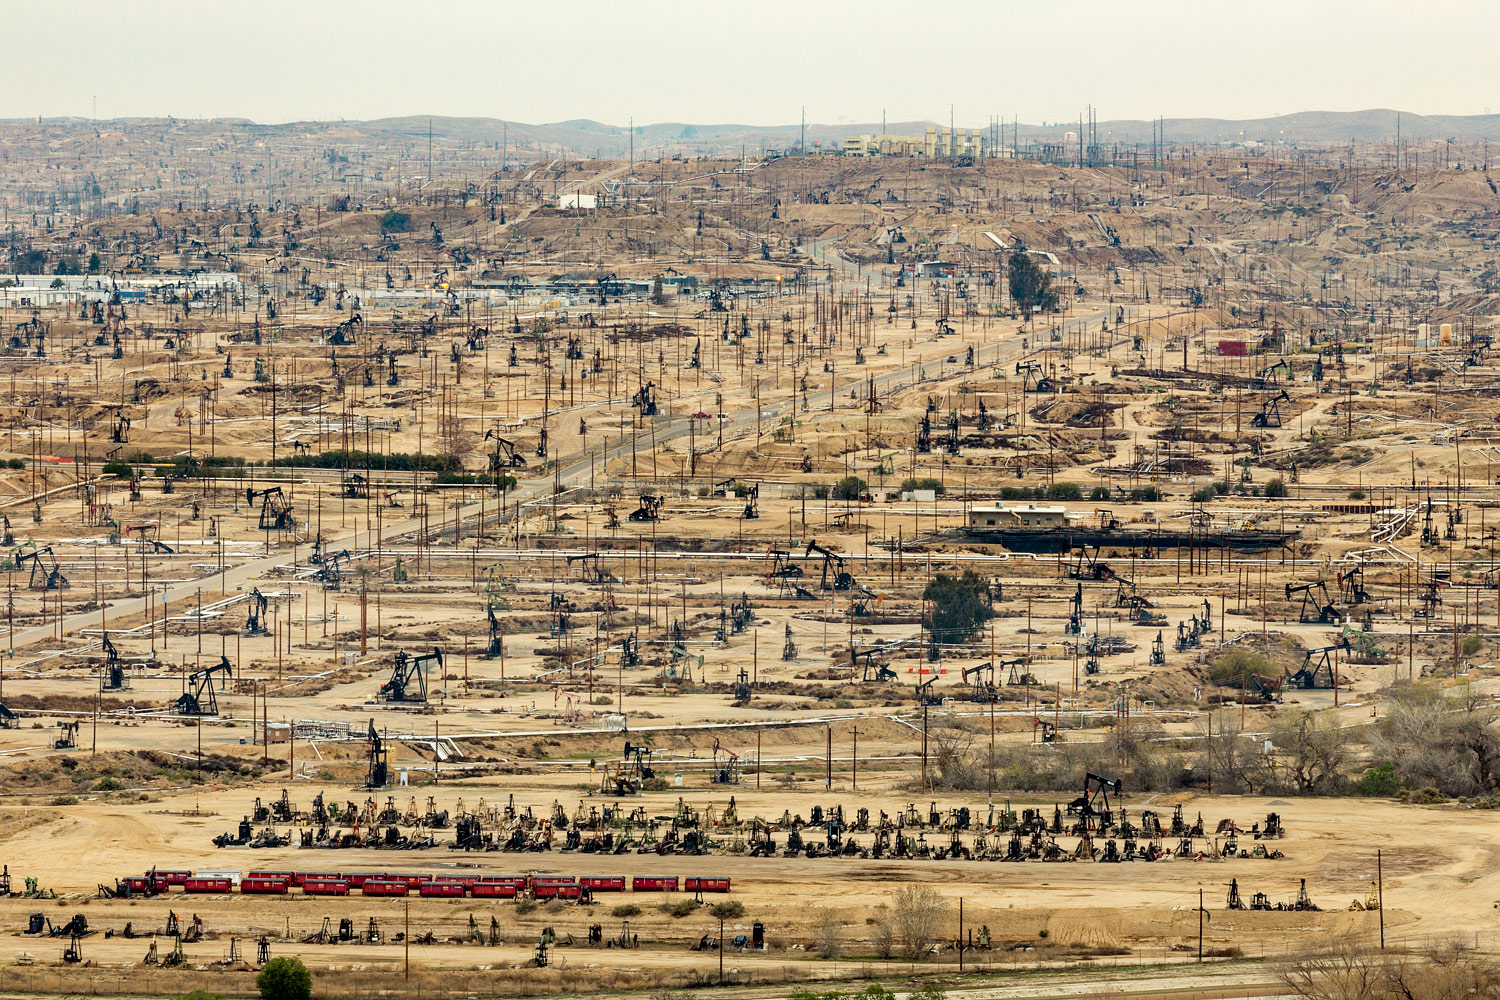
[7,0,1498,125]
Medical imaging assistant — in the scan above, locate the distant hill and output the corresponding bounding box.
[7,109,1500,156]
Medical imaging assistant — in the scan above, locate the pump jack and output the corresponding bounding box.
[379,648,442,703]
[852,646,897,683]
[17,546,67,591]
[486,605,504,657]
[805,540,855,591]
[1250,389,1289,428]
[53,721,80,750]
[246,487,297,531]
[1286,580,1340,624]
[629,495,665,522]
[1286,638,1350,690]
[741,483,760,520]
[174,656,232,715]
[100,632,128,690]
[365,719,389,789]
[962,661,998,701]
[1067,773,1122,831]
[245,588,271,636]
[484,429,528,468]
[632,381,657,417]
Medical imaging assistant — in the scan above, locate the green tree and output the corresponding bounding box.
[831,475,867,501]
[1007,251,1058,315]
[923,570,994,646]
[1044,481,1082,500]
[379,210,411,234]
[87,252,102,273]
[709,900,746,920]
[1264,477,1288,498]
[650,276,667,305]
[255,957,312,1000]
[900,476,945,495]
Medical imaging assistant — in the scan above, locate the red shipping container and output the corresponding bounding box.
[417,882,466,898]
[292,872,340,887]
[343,873,390,889]
[470,882,517,899]
[302,879,350,896]
[579,876,626,892]
[360,880,411,897]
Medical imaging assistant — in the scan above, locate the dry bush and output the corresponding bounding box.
[1280,936,1500,1000]
[813,909,839,959]
[869,917,894,959]
[890,883,948,961]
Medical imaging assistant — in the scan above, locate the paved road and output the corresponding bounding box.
[9,293,1109,652]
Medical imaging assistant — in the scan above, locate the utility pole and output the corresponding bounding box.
[1377,849,1385,949]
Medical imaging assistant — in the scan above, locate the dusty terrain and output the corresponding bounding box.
[0,137,1496,999]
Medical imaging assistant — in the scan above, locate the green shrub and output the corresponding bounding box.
[256,958,312,1000]
[667,900,700,918]
[1349,489,1366,500]
[1127,485,1161,501]
[6,458,24,470]
[1463,634,1482,657]
[1207,649,1271,687]
[611,903,641,917]
[1264,477,1288,498]
[1406,786,1446,804]
[709,900,746,920]
[102,461,131,478]
[1088,486,1110,500]
[379,210,411,234]
[514,898,538,915]
[1356,763,1403,797]
[1044,481,1082,500]
[1191,486,1216,504]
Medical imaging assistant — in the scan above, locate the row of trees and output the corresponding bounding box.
[929,685,1500,800]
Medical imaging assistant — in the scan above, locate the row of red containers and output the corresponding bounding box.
[129,872,730,897]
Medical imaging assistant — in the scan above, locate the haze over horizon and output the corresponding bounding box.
[8,0,1498,127]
